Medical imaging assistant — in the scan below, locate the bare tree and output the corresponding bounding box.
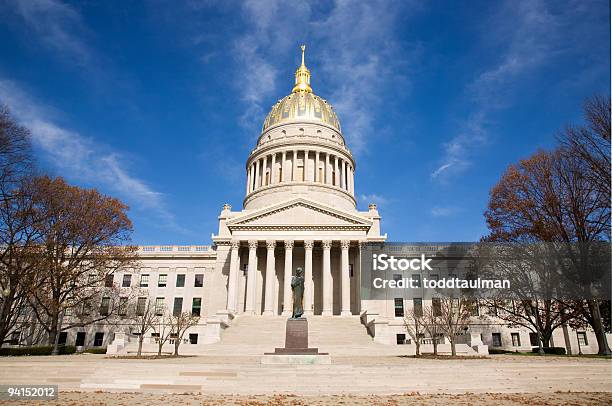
[403,307,425,356]
[130,296,159,357]
[422,300,443,356]
[152,307,172,356]
[25,176,138,354]
[437,297,471,356]
[170,311,200,356]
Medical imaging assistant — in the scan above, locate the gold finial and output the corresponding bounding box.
[292,44,312,93]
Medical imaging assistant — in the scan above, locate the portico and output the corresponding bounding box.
[226,238,361,317]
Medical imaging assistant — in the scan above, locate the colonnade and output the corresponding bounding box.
[226,239,355,316]
[246,150,354,195]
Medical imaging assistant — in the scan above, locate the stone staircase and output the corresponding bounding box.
[201,315,405,356]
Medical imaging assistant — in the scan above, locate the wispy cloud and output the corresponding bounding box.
[6,0,91,66]
[232,0,418,151]
[359,193,390,207]
[430,206,460,217]
[431,0,588,181]
[0,79,183,233]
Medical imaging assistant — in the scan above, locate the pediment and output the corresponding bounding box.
[227,198,372,231]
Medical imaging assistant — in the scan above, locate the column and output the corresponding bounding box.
[334,155,339,187]
[282,240,294,316]
[344,161,348,191]
[263,155,268,186]
[246,166,251,195]
[245,240,258,314]
[340,240,351,316]
[304,240,314,316]
[263,240,276,315]
[254,159,260,189]
[271,152,276,184]
[292,150,298,181]
[304,149,309,181]
[350,166,355,194]
[226,240,240,313]
[315,151,320,182]
[325,153,331,184]
[281,151,287,182]
[322,240,333,315]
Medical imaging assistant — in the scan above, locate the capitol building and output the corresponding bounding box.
[46,47,601,357]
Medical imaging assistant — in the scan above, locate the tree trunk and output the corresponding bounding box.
[587,299,611,355]
[157,343,162,356]
[47,314,58,346]
[174,339,179,356]
[51,312,64,355]
[433,341,438,356]
[137,336,144,357]
[415,342,420,357]
[450,338,456,356]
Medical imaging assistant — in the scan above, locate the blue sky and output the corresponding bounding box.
[0,0,609,245]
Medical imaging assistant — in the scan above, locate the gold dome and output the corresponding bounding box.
[262,45,341,132]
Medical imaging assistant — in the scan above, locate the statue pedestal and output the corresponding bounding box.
[262,318,330,364]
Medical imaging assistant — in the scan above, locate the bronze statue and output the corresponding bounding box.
[291,267,305,318]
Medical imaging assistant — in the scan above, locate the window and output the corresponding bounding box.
[9,331,20,345]
[136,297,147,316]
[140,274,149,288]
[176,274,185,288]
[189,333,198,345]
[155,297,165,316]
[192,298,202,316]
[104,274,114,288]
[411,274,421,288]
[93,332,104,347]
[242,264,248,275]
[511,332,521,347]
[158,274,167,287]
[529,332,539,346]
[194,274,204,287]
[88,274,96,285]
[118,297,128,316]
[80,300,91,316]
[432,298,441,317]
[100,297,110,316]
[492,333,502,347]
[396,333,406,345]
[430,274,439,281]
[173,297,183,317]
[393,274,402,282]
[75,332,86,347]
[465,299,479,316]
[349,264,354,278]
[394,298,404,317]
[58,332,67,345]
[413,298,423,317]
[577,332,588,346]
[122,274,132,288]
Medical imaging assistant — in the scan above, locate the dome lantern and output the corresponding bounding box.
[292,45,312,93]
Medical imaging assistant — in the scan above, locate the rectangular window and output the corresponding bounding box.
[194,274,204,287]
[173,297,183,317]
[122,274,132,288]
[192,297,202,317]
[58,332,67,345]
[155,297,165,316]
[511,332,521,347]
[413,298,423,317]
[75,332,86,347]
[93,332,104,347]
[432,298,441,317]
[136,297,147,316]
[465,299,479,316]
[104,274,114,288]
[9,331,20,345]
[430,274,439,281]
[492,333,502,347]
[189,333,198,345]
[100,297,110,316]
[118,297,128,316]
[396,333,406,345]
[176,274,185,288]
[393,274,402,282]
[140,274,149,288]
[158,274,167,287]
[88,274,96,285]
[529,332,539,346]
[411,274,421,288]
[394,298,404,317]
[577,332,588,346]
